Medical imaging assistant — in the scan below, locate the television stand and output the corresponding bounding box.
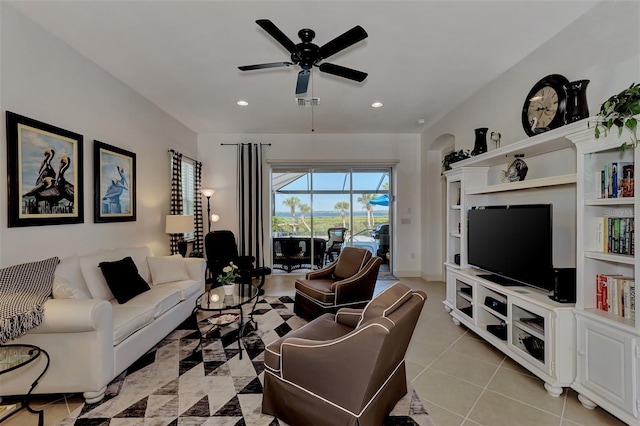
[446,268,575,398]
[477,273,521,287]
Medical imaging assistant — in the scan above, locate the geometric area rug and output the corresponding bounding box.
[59,296,434,425]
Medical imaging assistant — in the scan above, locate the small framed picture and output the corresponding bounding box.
[94,140,136,223]
[6,111,84,227]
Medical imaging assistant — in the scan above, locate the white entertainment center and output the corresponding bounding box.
[443,117,639,425]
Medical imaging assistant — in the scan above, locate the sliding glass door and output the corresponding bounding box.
[271,166,392,274]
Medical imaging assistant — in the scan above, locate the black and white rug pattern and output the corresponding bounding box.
[60,296,433,425]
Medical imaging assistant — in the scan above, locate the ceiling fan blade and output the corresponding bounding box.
[238,62,292,71]
[256,19,297,54]
[318,63,368,82]
[318,25,368,60]
[295,69,311,94]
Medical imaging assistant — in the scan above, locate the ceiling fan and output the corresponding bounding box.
[238,19,368,95]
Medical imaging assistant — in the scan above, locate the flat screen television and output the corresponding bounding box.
[467,204,554,292]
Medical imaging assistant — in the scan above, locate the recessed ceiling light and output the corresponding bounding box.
[237,100,249,106]
[372,102,383,108]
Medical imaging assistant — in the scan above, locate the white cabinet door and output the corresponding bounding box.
[576,316,635,413]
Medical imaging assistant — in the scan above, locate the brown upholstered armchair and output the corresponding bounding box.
[294,246,381,320]
[262,282,427,426]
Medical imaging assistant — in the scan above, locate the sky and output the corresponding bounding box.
[273,170,390,213]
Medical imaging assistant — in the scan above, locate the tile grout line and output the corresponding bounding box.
[410,324,470,383]
[460,356,506,425]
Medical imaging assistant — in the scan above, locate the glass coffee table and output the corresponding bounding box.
[194,283,259,359]
[0,344,49,426]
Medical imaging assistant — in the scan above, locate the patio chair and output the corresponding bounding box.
[325,227,347,264]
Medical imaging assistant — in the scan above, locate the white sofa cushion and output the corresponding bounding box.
[120,286,182,319]
[55,255,93,298]
[147,255,190,285]
[152,279,202,301]
[111,305,154,346]
[52,275,90,300]
[79,247,153,300]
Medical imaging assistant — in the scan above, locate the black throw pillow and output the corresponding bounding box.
[98,256,150,304]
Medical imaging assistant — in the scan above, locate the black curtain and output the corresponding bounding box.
[169,151,183,255]
[193,161,204,253]
[237,143,267,266]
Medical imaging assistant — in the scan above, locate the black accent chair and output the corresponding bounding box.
[325,227,347,264]
[204,230,271,324]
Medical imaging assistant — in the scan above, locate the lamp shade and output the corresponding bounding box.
[165,215,194,234]
[211,213,220,223]
[201,188,215,198]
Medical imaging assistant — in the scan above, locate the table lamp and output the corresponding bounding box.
[165,214,194,257]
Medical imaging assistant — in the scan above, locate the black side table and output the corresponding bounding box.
[0,344,50,426]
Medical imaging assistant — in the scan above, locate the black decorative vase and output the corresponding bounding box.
[563,80,590,124]
[472,128,488,156]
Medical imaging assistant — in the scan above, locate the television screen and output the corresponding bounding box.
[467,204,553,291]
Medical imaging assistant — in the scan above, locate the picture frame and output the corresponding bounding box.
[93,140,136,223]
[6,111,84,227]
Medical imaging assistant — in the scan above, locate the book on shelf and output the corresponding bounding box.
[591,216,634,255]
[596,274,635,319]
[596,162,634,198]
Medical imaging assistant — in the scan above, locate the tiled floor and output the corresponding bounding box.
[1,276,628,425]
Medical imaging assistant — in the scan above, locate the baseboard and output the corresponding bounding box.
[394,270,421,278]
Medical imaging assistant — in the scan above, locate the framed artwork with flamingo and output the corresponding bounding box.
[6,111,84,227]
[93,140,136,223]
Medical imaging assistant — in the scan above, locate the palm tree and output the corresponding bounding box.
[299,203,311,233]
[282,196,300,234]
[357,193,375,228]
[334,201,349,227]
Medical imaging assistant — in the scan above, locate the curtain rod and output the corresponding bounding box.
[220,143,271,147]
[168,149,198,163]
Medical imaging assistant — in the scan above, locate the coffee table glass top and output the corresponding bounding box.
[197,284,258,311]
[0,344,41,375]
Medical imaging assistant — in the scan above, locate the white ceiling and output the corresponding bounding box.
[8,1,599,135]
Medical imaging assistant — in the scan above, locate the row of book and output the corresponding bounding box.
[593,216,634,255]
[596,274,635,320]
[597,162,634,198]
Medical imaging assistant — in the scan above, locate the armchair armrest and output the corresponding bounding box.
[305,261,336,279]
[335,308,362,328]
[34,298,112,334]
[184,257,206,282]
[280,317,394,413]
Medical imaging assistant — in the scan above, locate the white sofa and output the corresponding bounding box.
[1,246,205,403]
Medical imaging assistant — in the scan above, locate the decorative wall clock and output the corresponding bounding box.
[522,74,569,137]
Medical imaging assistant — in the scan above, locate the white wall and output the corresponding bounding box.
[197,133,422,276]
[0,4,198,267]
[421,0,640,281]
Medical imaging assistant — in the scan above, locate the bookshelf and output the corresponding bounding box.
[441,115,639,424]
[442,121,580,397]
[569,122,639,425]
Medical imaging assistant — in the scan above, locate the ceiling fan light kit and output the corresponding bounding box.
[239,19,368,95]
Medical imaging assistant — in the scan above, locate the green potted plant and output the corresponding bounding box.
[593,82,640,150]
[442,149,471,173]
